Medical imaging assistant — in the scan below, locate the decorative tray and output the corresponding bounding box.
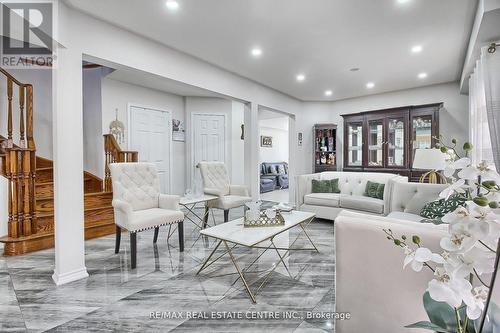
[244,209,285,228]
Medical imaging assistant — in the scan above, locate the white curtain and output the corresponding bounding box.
[469,45,500,171]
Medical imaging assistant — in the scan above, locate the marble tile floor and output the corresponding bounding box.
[0,206,335,333]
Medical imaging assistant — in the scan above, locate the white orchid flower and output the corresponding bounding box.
[441,206,474,225]
[458,160,500,182]
[444,157,471,178]
[452,247,496,278]
[428,267,472,308]
[463,286,489,320]
[403,247,445,272]
[439,179,467,200]
[440,222,479,253]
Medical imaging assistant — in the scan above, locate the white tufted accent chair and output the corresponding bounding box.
[198,161,252,222]
[109,162,184,269]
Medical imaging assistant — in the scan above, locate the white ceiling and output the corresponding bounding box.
[66,0,477,101]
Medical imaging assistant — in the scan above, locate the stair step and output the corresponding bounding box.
[35,192,112,214]
[35,182,53,197]
[36,167,53,183]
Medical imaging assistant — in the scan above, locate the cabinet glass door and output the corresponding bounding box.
[347,122,363,166]
[367,120,383,167]
[387,118,405,167]
[411,115,433,162]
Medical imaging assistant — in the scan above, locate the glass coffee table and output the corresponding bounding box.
[166,194,218,244]
[197,210,318,303]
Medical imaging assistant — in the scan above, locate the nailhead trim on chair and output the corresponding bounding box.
[125,218,184,233]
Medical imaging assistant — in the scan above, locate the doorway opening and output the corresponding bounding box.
[258,108,290,203]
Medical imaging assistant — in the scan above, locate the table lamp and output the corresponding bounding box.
[412,148,447,184]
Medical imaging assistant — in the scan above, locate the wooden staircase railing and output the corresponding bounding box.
[103,134,138,191]
[0,67,37,239]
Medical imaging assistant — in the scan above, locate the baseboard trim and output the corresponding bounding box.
[52,267,89,286]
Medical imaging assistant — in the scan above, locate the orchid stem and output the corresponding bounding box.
[478,240,496,253]
[473,268,491,288]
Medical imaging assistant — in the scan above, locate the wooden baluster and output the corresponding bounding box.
[5,150,15,238]
[26,85,34,149]
[30,150,36,233]
[19,85,25,148]
[22,150,31,236]
[9,150,19,238]
[7,78,13,147]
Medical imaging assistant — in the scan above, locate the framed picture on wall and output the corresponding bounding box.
[261,135,272,148]
[172,119,185,142]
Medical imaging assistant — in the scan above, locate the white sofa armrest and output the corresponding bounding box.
[383,176,408,215]
[158,194,180,211]
[295,173,321,208]
[229,185,249,196]
[334,211,446,333]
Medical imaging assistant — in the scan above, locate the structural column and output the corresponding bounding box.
[244,102,260,200]
[51,44,88,285]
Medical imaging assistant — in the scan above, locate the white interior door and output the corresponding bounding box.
[192,114,226,172]
[130,106,171,193]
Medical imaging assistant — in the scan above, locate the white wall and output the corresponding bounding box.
[82,68,104,178]
[101,77,186,195]
[295,82,469,175]
[231,101,245,185]
[259,117,289,164]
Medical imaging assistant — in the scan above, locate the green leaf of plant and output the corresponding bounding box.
[422,292,458,330]
[405,321,453,332]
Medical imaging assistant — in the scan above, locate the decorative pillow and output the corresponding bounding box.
[276,164,286,175]
[267,165,276,174]
[420,194,467,219]
[365,181,385,199]
[311,179,340,193]
[331,178,340,193]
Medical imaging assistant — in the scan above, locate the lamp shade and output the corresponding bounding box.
[412,148,447,170]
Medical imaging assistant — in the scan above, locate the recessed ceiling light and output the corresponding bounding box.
[296,74,306,82]
[251,47,262,57]
[349,68,360,72]
[324,90,333,96]
[418,72,428,79]
[411,45,423,53]
[165,0,179,10]
[397,0,411,4]
[366,82,375,89]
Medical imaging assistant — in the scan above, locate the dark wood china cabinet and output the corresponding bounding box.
[342,103,441,181]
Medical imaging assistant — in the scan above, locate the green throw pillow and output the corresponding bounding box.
[331,178,340,193]
[311,179,340,193]
[365,181,385,199]
[420,194,467,219]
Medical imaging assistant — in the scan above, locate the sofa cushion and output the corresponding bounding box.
[312,179,333,193]
[304,193,340,207]
[277,164,286,174]
[365,181,385,199]
[420,194,467,219]
[128,208,184,232]
[340,194,384,214]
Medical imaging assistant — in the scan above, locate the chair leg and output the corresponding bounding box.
[115,225,121,254]
[153,227,159,243]
[130,232,137,269]
[178,221,184,252]
[203,205,209,228]
[224,209,229,222]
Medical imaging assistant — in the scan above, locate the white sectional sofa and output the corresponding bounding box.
[295,171,407,220]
